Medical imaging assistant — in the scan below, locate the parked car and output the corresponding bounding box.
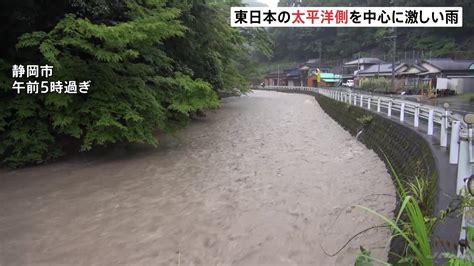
[342,80,354,88]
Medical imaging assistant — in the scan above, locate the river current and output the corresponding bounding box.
[0,90,395,265]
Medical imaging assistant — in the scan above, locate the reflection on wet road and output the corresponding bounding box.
[0,91,395,265]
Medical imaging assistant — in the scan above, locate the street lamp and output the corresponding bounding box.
[463,113,474,125]
[465,175,474,196]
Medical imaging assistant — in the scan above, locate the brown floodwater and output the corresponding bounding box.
[0,90,395,265]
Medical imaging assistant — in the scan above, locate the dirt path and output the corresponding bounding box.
[0,90,395,265]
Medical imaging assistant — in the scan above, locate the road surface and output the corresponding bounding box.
[0,90,395,265]
[341,87,474,115]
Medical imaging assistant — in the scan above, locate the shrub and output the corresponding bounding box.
[360,77,390,92]
[463,93,474,103]
[0,2,221,167]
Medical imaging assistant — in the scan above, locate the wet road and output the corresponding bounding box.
[398,94,474,115]
[341,87,474,115]
[0,91,395,265]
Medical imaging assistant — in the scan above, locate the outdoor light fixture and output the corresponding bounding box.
[463,113,474,125]
[465,175,474,196]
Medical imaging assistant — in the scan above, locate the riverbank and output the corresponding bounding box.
[0,91,395,265]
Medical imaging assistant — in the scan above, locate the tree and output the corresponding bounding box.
[272,0,474,61]
[0,0,224,167]
[0,0,272,167]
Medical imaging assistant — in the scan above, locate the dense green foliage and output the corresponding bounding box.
[0,0,272,167]
[273,0,474,62]
[360,77,390,92]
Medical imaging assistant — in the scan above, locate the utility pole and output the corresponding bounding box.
[357,52,360,71]
[277,64,280,86]
[391,28,397,92]
[390,0,397,92]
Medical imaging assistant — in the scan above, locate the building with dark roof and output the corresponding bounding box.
[263,70,285,86]
[343,57,386,83]
[398,64,430,93]
[357,63,408,77]
[420,59,474,77]
[285,68,302,87]
[415,59,474,94]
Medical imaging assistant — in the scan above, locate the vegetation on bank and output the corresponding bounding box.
[462,92,474,103]
[355,164,474,265]
[0,0,272,167]
[360,77,391,93]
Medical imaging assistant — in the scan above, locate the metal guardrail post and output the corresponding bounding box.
[414,104,420,128]
[349,92,352,105]
[428,109,434,135]
[360,95,363,107]
[456,128,472,194]
[388,100,392,117]
[457,117,473,257]
[440,106,449,147]
[450,121,461,164]
[367,97,371,110]
[400,102,405,122]
[377,98,381,113]
[354,94,357,106]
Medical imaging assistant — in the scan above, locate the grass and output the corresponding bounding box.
[462,92,474,103]
[404,175,435,218]
[356,160,434,265]
[357,196,433,265]
[355,159,474,265]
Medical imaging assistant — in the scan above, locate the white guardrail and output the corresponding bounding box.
[257,85,473,254]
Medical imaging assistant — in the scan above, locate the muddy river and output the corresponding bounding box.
[0,90,395,265]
